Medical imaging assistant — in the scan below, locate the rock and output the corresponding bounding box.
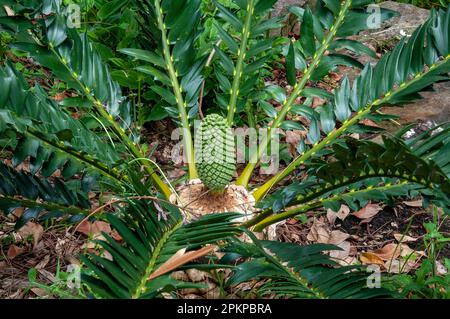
[272,0,307,17]
[349,2,450,129]
[354,1,430,46]
[381,81,450,128]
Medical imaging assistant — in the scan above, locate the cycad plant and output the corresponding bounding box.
[0,0,449,298]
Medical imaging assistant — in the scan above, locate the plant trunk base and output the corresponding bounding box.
[169,179,256,222]
[169,179,278,241]
[166,180,278,296]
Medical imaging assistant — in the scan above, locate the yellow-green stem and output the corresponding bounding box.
[132,219,183,298]
[252,53,450,201]
[227,0,255,125]
[26,128,124,183]
[253,108,371,201]
[154,0,198,179]
[251,181,410,231]
[48,45,172,198]
[236,0,353,187]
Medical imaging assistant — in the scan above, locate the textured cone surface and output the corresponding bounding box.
[195,114,235,193]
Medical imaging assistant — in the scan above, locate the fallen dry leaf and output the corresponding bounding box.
[110,229,122,242]
[11,207,25,219]
[92,221,111,234]
[360,119,380,128]
[393,233,418,243]
[336,205,350,221]
[285,130,306,147]
[18,222,43,248]
[326,205,350,224]
[76,220,111,237]
[4,5,15,16]
[384,259,415,274]
[168,168,186,179]
[353,203,383,220]
[38,269,56,283]
[76,220,93,235]
[399,244,415,258]
[360,252,385,266]
[328,230,350,245]
[52,92,67,102]
[403,199,423,207]
[328,71,343,82]
[329,241,351,263]
[171,270,190,281]
[340,256,358,266]
[286,131,307,156]
[101,249,113,261]
[369,243,401,261]
[306,218,330,243]
[7,245,26,260]
[398,244,426,259]
[186,268,212,283]
[312,97,326,107]
[149,245,217,280]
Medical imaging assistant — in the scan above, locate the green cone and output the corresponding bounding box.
[195,114,235,194]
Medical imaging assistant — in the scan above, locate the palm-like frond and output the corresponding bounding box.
[0,60,128,226]
[0,0,171,196]
[253,5,450,196]
[0,161,89,228]
[252,126,450,229]
[82,202,243,299]
[122,0,206,178]
[225,232,392,299]
[0,62,121,179]
[5,2,130,123]
[209,0,283,124]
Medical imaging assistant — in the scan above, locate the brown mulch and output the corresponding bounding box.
[276,203,450,270]
[0,214,85,299]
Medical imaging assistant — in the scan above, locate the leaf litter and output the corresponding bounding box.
[277,202,450,273]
